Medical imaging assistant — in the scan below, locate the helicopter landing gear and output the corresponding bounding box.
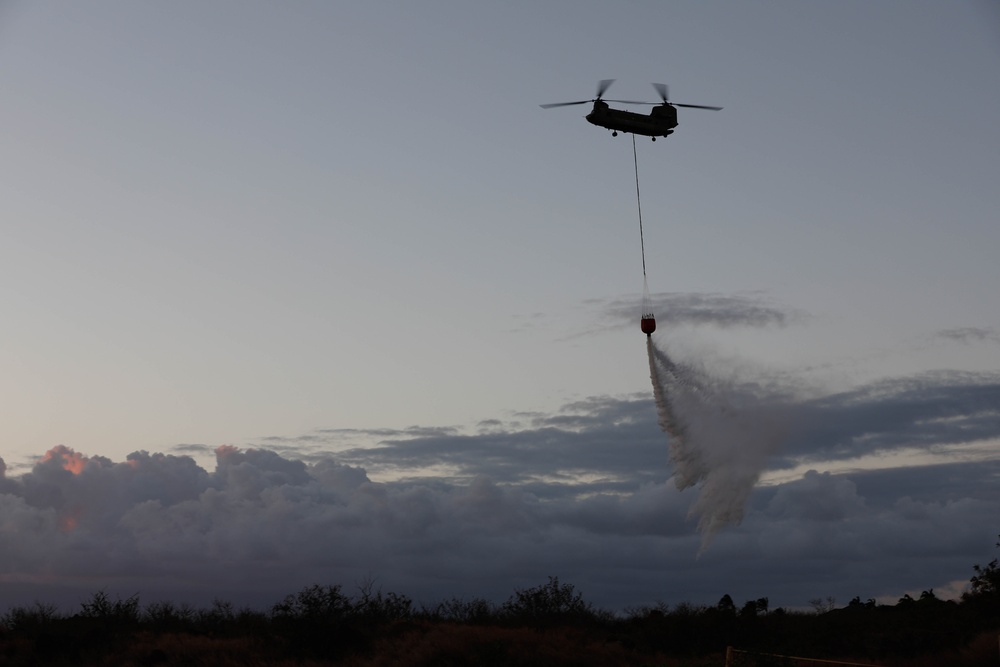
[651,136,656,141]
[612,131,618,137]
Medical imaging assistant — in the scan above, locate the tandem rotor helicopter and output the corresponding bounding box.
[540,79,721,140]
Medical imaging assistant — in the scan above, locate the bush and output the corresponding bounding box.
[78,590,140,624]
[1,602,60,635]
[272,583,351,621]
[501,577,594,625]
[426,597,498,624]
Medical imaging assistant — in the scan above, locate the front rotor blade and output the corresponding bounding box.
[652,83,669,103]
[673,102,723,110]
[604,99,659,105]
[596,78,615,99]
[539,100,593,109]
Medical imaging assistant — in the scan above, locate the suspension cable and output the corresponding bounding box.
[633,133,646,278]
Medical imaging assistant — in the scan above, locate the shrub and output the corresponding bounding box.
[78,590,140,624]
[272,584,351,622]
[425,597,498,623]
[1,601,60,635]
[501,577,594,625]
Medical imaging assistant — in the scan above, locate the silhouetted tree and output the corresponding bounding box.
[0,601,59,636]
[355,576,413,622]
[808,596,836,614]
[78,590,140,624]
[428,596,498,623]
[143,600,196,632]
[961,535,1000,634]
[964,535,1000,601]
[501,577,593,624]
[715,594,736,616]
[737,597,768,617]
[272,584,351,622]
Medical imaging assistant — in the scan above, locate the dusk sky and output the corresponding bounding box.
[1,1,999,613]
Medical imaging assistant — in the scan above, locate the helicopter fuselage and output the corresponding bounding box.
[586,100,678,138]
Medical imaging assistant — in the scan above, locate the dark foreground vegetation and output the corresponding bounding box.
[2,547,998,667]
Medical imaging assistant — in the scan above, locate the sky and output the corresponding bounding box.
[1,1,999,613]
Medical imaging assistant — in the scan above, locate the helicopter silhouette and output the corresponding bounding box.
[540,79,721,140]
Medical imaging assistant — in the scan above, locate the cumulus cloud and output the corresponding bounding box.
[766,470,868,522]
[1,365,999,613]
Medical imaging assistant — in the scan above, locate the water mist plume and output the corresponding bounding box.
[647,337,787,548]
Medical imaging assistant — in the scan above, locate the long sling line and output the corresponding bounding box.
[633,133,647,278]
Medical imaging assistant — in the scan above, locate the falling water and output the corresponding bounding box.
[647,336,707,490]
[646,337,787,548]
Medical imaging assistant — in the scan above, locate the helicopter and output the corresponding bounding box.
[540,79,721,140]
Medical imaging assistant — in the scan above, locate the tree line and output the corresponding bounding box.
[1,541,998,666]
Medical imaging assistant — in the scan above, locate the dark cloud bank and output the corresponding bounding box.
[2,366,998,614]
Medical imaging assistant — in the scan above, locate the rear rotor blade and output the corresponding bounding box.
[673,102,723,110]
[653,82,721,109]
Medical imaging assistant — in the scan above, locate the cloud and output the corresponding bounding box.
[171,443,215,455]
[1,365,999,614]
[937,327,1000,345]
[781,370,1000,465]
[605,292,805,330]
[766,470,868,522]
[552,292,805,341]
